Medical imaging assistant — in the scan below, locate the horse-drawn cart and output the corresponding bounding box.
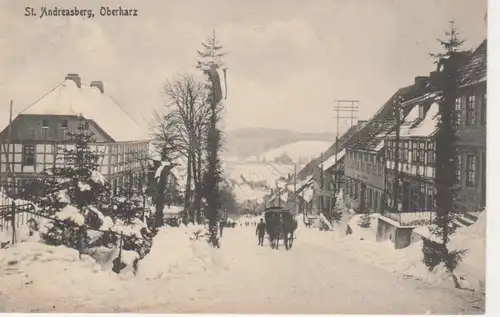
[264,207,298,250]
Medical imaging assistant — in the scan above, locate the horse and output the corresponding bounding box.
[282,214,298,250]
[265,212,297,250]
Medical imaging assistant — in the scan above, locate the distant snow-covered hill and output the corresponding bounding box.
[224,128,333,159]
[259,140,331,164]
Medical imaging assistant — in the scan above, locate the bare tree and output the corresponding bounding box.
[154,73,210,223]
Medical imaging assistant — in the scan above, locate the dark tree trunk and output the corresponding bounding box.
[434,54,462,245]
[184,150,193,221]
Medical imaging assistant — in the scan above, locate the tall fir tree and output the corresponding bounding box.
[35,120,112,247]
[196,31,226,246]
[422,21,469,288]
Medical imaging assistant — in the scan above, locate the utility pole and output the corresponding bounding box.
[293,163,297,215]
[6,101,13,176]
[392,96,403,212]
[333,100,359,195]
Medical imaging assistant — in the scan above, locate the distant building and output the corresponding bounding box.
[0,73,151,194]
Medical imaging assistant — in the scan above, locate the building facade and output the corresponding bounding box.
[384,40,486,217]
[0,74,151,194]
[343,80,428,214]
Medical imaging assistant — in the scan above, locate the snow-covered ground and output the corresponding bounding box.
[0,218,484,314]
[332,213,486,292]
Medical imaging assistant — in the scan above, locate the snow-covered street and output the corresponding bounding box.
[0,222,484,314]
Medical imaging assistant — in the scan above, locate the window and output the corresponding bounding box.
[419,105,425,119]
[456,153,462,184]
[427,142,435,164]
[42,119,49,129]
[466,94,476,126]
[455,96,462,125]
[61,119,68,129]
[426,186,434,211]
[465,154,476,187]
[419,183,426,211]
[418,141,425,164]
[22,144,35,166]
[403,141,409,161]
[411,141,418,162]
[481,92,486,125]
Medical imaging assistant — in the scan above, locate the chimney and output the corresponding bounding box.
[414,76,429,88]
[65,73,81,88]
[90,80,104,93]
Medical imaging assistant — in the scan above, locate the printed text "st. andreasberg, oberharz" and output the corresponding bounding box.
[25,6,139,19]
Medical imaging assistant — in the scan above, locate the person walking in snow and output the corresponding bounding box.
[256,219,266,246]
[219,220,224,237]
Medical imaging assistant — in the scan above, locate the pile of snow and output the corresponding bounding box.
[0,223,41,246]
[0,242,127,299]
[318,213,333,230]
[326,211,486,291]
[448,212,486,289]
[137,225,214,280]
[345,214,379,241]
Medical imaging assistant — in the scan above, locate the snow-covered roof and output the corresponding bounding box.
[402,103,440,138]
[223,161,294,188]
[16,77,149,142]
[321,149,346,171]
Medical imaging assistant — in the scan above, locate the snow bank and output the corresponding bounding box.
[448,212,486,289]
[329,211,486,291]
[318,213,333,230]
[0,242,126,300]
[137,225,214,280]
[345,214,379,241]
[0,223,41,245]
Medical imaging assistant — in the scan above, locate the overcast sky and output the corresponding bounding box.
[0,0,486,134]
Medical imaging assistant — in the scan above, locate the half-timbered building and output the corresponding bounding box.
[0,74,151,194]
[343,80,429,214]
[385,40,486,217]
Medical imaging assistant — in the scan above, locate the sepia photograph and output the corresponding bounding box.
[0,0,490,314]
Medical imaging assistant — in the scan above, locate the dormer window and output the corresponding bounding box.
[42,119,49,129]
[61,119,68,129]
[418,105,425,119]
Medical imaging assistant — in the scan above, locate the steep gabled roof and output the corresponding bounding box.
[11,77,149,142]
[345,83,427,151]
[459,40,486,87]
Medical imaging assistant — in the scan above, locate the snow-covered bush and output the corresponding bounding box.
[26,122,155,273]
